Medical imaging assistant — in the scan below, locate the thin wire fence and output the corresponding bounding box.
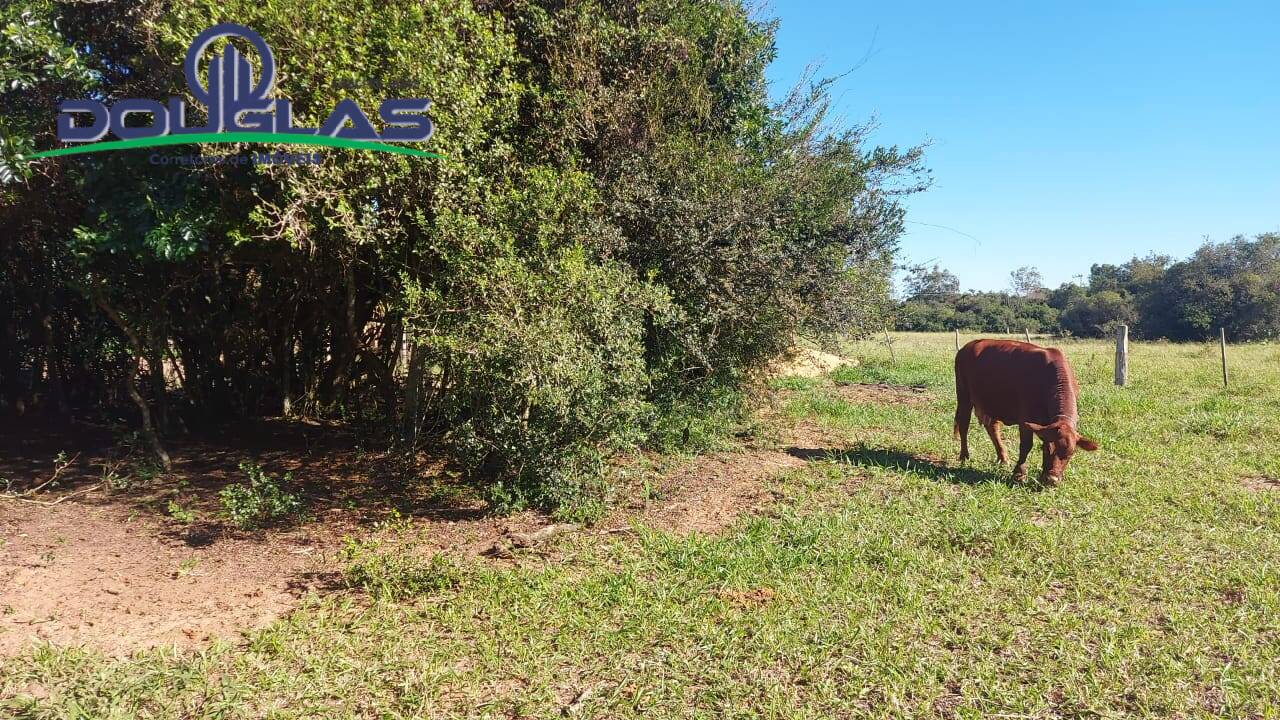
[846,328,1239,389]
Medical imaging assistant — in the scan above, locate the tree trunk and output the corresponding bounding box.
[0,292,17,410]
[402,341,425,447]
[278,317,295,417]
[329,266,360,410]
[92,291,172,470]
[39,304,68,416]
[126,355,172,471]
[148,338,168,434]
[281,341,294,417]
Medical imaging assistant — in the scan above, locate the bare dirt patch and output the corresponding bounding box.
[833,382,931,406]
[0,417,547,656]
[0,489,550,657]
[622,450,808,535]
[1241,475,1280,492]
[0,499,336,656]
[1,412,830,655]
[715,587,777,607]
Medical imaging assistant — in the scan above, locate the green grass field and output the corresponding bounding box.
[5,333,1280,718]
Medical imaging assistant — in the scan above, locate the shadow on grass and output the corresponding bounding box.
[787,446,1033,489]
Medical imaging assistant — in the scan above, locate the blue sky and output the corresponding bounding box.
[766,1,1280,292]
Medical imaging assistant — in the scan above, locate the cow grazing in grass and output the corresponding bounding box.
[953,339,1098,485]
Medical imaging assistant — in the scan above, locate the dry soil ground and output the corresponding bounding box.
[0,382,908,657]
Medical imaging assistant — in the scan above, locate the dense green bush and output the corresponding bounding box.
[2,0,924,515]
[897,292,1058,334]
[406,250,668,518]
[644,384,750,456]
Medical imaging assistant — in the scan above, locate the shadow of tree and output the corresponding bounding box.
[1,416,498,544]
[786,446,1033,489]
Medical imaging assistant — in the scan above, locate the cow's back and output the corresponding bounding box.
[955,339,1072,426]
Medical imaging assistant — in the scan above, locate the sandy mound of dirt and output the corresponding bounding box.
[770,347,852,378]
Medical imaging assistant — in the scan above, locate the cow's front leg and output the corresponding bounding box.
[1012,424,1034,480]
[984,420,1008,465]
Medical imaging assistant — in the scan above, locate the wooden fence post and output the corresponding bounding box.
[1114,325,1129,386]
[1024,328,1031,343]
[954,329,960,352]
[884,329,896,364]
[1220,328,1229,388]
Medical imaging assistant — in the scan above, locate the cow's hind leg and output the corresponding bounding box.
[1013,424,1034,480]
[984,420,1008,465]
[954,389,972,463]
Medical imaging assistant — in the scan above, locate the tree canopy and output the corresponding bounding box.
[896,235,1280,341]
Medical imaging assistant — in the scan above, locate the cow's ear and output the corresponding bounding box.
[1024,417,1064,440]
[1076,437,1099,451]
[1026,422,1059,441]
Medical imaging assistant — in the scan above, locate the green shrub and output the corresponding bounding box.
[165,500,196,525]
[407,249,669,520]
[218,463,305,530]
[4,0,923,522]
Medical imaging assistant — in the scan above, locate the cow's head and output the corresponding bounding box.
[1023,420,1098,485]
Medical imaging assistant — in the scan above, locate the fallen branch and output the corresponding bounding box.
[6,453,79,498]
[510,523,579,548]
[485,523,580,558]
[2,482,103,507]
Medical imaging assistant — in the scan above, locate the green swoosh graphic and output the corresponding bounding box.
[26,132,443,160]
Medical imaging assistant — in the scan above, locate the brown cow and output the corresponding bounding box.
[954,339,1098,485]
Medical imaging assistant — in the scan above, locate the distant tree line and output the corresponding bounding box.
[0,1,925,517]
[897,233,1280,341]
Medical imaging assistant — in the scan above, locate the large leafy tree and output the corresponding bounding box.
[902,239,1279,341]
[3,0,925,515]
[1009,265,1045,298]
[903,263,961,300]
[1159,235,1280,341]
